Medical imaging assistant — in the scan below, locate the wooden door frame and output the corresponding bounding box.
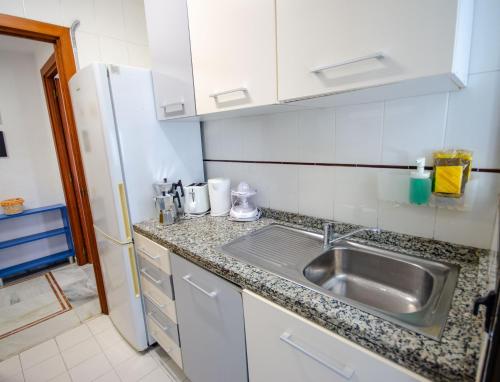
[0,13,108,314]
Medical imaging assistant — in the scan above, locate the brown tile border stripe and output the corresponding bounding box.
[203,159,500,173]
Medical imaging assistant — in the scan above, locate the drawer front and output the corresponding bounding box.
[243,291,427,382]
[148,316,183,369]
[141,276,177,323]
[135,233,171,274]
[144,295,180,347]
[139,256,174,300]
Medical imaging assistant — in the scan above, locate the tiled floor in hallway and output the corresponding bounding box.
[0,315,185,382]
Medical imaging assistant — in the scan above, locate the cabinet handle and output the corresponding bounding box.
[209,87,248,98]
[148,312,172,332]
[310,52,384,74]
[141,268,162,285]
[144,293,166,309]
[182,274,217,298]
[161,102,184,114]
[280,332,354,379]
[137,247,161,260]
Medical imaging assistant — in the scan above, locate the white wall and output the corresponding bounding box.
[203,0,500,249]
[0,50,65,209]
[0,0,150,69]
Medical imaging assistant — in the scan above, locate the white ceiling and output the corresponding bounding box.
[0,34,52,54]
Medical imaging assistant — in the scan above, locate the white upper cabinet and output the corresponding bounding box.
[277,0,474,103]
[144,0,197,120]
[186,0,277,115]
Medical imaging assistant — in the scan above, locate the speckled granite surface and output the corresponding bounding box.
[134,209,497,381]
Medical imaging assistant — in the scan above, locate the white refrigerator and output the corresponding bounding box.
[69,63,204,350]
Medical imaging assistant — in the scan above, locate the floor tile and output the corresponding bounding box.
[115,354,158,382]
[55,324,92,351]
[139,367,175,382]
[23,354,66,382]
[20,339,59,370]
[94,327,124,350]
[93,370,121,382]
[61,337,101,369]
[102,338,137,366]
[68,353,112,382]
[1,372,24,382]
[85,315,113,336]
[49,372,72,382]
[0,355,22,380]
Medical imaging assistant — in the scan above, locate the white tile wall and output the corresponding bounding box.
[202,0,500,249]
[0,0,150,69]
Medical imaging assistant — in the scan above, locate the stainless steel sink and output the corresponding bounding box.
[220,224,459,339]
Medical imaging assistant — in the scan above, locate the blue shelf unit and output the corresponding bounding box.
[0,204,75,285]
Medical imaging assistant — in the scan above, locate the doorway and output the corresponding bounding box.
[0,14,107,358]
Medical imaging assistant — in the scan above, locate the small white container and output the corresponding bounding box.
[208,178,231,216]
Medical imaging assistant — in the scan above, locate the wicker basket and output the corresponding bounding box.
[0,198,25,215]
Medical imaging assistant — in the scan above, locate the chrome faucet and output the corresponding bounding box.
[323,222,381,249]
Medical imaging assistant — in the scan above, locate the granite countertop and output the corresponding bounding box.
[134,209,497,382]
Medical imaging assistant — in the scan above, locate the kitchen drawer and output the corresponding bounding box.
[135,233,171,274]
[144,294,180,347]
[142,276,177,323]
[148,316,183,369]
[139,256,174,300]
[243,290,427,382]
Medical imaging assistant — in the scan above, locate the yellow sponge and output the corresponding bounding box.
[434,166,463,195]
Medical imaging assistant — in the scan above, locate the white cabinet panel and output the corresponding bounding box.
[277,0,473,102]
[144,0,197,120]
[187,0,277,114]
[243,290,428,382]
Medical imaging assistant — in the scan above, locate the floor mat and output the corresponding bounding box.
[0,272,71,339]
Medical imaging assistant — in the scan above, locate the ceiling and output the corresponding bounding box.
[0,34,52,54]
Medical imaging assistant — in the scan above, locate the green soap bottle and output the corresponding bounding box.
[409,158,431,205]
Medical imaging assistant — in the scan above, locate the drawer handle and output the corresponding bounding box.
[280,332,354,380]
[144,293,166,309]
[138,247,161,260]
[161,102,184,114]
[148,312,173,332]
[310,52,384,74]
[182,275,217,298]
[209,87,248,98]
[141,269,162,285]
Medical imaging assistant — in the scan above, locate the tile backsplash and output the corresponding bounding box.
[203,0,500,250]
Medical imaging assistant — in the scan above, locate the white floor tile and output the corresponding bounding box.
[0,355,22,380]
[85,315,113,336]
[139,367,175,382]
[61,337,101,369]
[68,353,112,382]
[56,324,92,351]
[94,327,124,350]
[93,370,121,382]
[49,372,72,382]
[23,354,66,382]
[115,354,158,382]
[102,338,137,366]
[20,339,59,370]
[1,371,24,382]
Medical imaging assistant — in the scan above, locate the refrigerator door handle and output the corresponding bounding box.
[118,183,132,242]
[93,225,132,245]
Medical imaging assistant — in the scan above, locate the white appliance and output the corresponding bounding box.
[207,178,231,216]
[69,63,204,350]
[184,183,210,215]
[229,182,260,221]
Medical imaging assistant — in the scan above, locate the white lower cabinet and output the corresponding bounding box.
[243,290,428,382]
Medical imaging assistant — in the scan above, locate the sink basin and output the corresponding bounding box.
[221,224,459,339]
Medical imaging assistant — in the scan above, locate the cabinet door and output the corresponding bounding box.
[171,254,248,382]
[144,0,196,120]
[243,291,427,382]
[187,0,277,114]
[277,0,461,102]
